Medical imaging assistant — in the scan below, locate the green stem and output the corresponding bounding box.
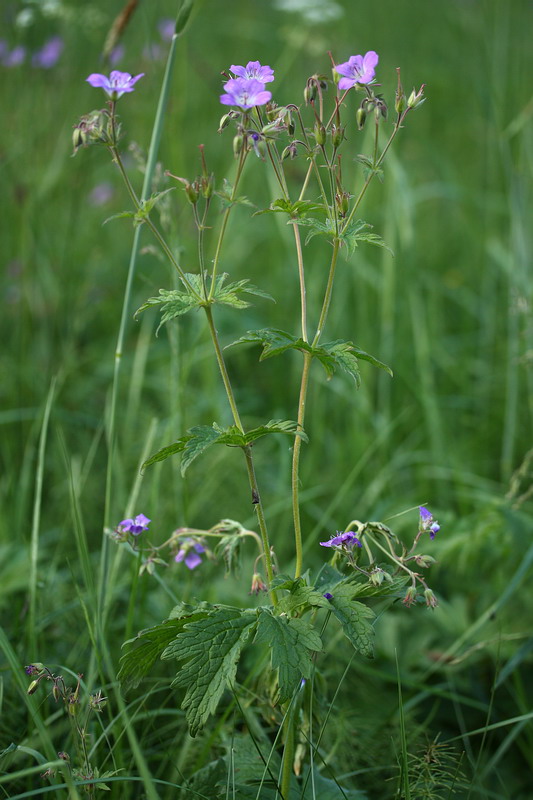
[280,706,296,800]
[209,148,248,297]
[292,352,312,579]
[312,238,341,347]
[203,306,277,603]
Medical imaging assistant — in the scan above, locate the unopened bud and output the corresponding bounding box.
[200,174,214,199]
[233,134,244,158]
[356,107,367,131]
[424,588,438,608]
[281,142,298,160]
[395,89,406,114]
[408,85,426,109]
[331,124,344,148]
[52,684,61,702]
[304,82,317,105]
[250,573,268,595]
[314,122,326,146]
[402,586,417,607]
[369,567,393,586]
[27,679,40,695]
[414,554,436,568]
[335,191,349,217]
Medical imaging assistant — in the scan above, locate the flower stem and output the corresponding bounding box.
[292,351,312,578]
[203,305,277,603]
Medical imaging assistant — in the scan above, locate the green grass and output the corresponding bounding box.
[1,0,533,797]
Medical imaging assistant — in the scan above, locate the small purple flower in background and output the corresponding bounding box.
[86,70,144,99]
[158,18,175,42]
[230,60,275,83]
[336,51,379,89]
[175,539,205,570]
[32,36,64,69]
[1,44,26,67]
[323,592,333,600]
[88,182,114,207]
[319,531,362,548]
[109,44,125,67]
[118,513,151,535]
[419,506,440,540]
[220,77,272,109]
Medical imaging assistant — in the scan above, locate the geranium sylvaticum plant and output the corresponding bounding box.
[65,47,435,797]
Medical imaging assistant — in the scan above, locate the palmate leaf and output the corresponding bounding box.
[136,272,272,333]
[228,328,392,383]
[143,420,307,475]
[270,575,331,614]
[255,610,322,702]
[254,198,327,218]
[294,216,392,256]
[118,614,208,692]
[162,608,258,737]
[327,584,376,658]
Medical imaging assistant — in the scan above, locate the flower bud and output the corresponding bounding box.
[304,82,317,105]
[314,122,326,146]
[281,142,298,160]
[58,751,70,761]
[402,586,417,607]
[395,88,406,114]
[218,112,232,133]
[424,588,438,608]
[331,124,344,149]
[233,134,244,158]
[52,684,61,702]
[200,174,214,199]
[250,573,267,594]
[356,107,367,130]
[414,554,436,568]
[408,85,426,109]
[335,191,349,217]
[27,679,40,695]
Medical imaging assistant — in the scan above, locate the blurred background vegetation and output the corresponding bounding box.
[1,0,533,797]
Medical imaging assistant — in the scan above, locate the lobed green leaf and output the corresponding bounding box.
[255,610,322,701]
[162,608,258,736]
[327,584,376,658]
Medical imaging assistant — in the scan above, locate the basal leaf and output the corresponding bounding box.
[162,608,258,736]
[118,615,207,692]
[327,585,375,658]
[255,611,322,701]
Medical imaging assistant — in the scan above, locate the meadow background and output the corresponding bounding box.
[1,0,533,797]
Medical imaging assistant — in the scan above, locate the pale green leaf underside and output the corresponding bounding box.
[255,610,322,701]
[162,608,258,736]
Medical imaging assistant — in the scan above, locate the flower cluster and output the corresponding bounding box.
[319,531,362,549]
[220,60,274,109]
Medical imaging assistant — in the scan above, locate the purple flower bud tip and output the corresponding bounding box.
[336,51,378,89]
[86,70,144,99]
[220,77,272,109]
[118,513,151,535]
[323,592,333,600]
[319,531,362,548]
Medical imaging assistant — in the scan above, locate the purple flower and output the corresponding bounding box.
[419,506,440,540]
[2,45,26,67]
[32,36,64,69]
[88,181,114,206]
[109,44,125,67]
[86,70,144,99]
[319,531,362,548]
[230,60,274,83]
[175,539,205,570]
[323,592,333,600]
[220,78,272,109]
[158,18,175,42]
[118,513,151,535]
[336,51,378,89]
